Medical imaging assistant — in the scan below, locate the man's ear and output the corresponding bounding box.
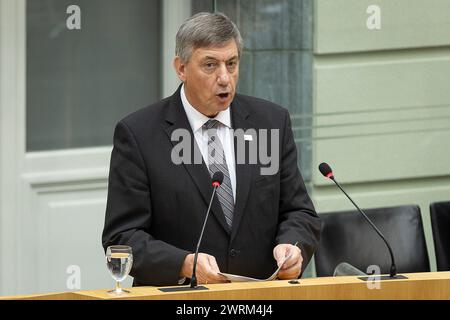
[173,56,186,82]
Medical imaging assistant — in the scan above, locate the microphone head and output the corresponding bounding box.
[318,162,334,179]
[212,171,224,187]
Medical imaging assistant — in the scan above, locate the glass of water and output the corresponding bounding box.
[106,245,133,294]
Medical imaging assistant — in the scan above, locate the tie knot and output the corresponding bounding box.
[203,119,220,130]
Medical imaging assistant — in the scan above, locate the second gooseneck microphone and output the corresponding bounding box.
[318,162,398,278]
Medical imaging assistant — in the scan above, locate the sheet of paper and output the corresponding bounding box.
[218,249,294,282]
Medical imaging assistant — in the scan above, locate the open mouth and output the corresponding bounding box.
[217,93,230,101]
[218,93,229,98]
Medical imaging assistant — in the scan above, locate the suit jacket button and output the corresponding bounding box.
[230,249,237,257]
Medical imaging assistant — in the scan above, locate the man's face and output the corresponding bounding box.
[174,40,240,117]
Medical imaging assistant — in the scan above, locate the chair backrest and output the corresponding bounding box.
[430,201,450,271]
[314,205,430,277]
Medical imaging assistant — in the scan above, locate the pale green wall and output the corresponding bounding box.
[310,0,450,274]
[315,0,450,53]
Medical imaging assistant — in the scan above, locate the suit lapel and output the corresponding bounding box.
[163,87,231,235]
[230,98,254,243]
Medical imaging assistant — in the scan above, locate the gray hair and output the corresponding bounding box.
[175,12,243,63]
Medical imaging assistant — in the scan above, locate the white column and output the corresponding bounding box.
[0,0,26,296]
[162,0,192,98]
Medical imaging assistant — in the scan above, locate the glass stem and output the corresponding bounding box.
[115,281,122,292]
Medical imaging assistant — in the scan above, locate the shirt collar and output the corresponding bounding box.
[180,84,232,133]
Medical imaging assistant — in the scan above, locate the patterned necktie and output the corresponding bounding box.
[203,119,234,228]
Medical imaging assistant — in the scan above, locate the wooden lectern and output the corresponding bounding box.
[1,272,450,300]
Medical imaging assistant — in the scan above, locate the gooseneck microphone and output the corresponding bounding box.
[318,162,398,278]
[190,171,224,288]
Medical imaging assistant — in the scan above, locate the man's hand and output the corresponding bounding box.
[180,253,229,284]
[273,243,303,280]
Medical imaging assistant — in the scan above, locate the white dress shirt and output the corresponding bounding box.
[180,84,236,202]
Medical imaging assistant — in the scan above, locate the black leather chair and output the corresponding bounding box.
[314,205,430,277]
[430,201,450,271]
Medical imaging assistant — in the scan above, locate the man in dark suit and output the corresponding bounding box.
[102,12,321,287]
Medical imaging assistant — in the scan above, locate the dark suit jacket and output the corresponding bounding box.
[102,86,321,286]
